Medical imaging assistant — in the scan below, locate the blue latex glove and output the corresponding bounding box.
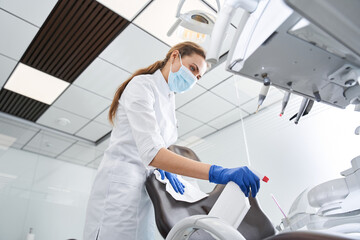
[158,169,185,194]
[209,165,260,198]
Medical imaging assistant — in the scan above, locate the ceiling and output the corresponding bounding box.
[0,0,283,168]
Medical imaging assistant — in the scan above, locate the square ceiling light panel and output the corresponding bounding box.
[4,63,69,105]
[133,0,216,46]
[73,58,130,100]
[0,0,57,27]
[0,10,38,61]
[100,23,169,73]
[96,0,151,21]
[0,54,17,88]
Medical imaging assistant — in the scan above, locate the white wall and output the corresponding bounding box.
[192,95,360,226]
[0,147,97,240]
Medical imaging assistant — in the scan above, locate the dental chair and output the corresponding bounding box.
[146,145,356,240]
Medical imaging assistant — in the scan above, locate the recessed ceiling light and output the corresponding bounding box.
[4,63,69,105]
[56,117,71,127]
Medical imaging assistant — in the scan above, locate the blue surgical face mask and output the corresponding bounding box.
[168,54,197,93]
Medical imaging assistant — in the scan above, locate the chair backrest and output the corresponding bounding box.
[145,145,276,240]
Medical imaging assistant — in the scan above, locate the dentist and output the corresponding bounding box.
[83,41,260,240]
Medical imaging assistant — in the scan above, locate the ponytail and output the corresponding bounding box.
[108,60,165,125]
[108,41,206,125]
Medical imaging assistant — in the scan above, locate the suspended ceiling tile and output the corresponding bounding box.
[0,0,57,27]
[85,155,103,169]
[73,58,130,100]
[177,91,234,123]
[75,121,112,142]
[53,85,111,120]
[207,107,249,129]
[20,0,129,83]
[0,54,17,88]
[96,0,151,21]
[175,111,203,137]
[23,131,76,158]
[240,97,257,114]
[210,76,256,106]
[0,10,38,60]
[100,23,169,73]
[198,62,233,89]
[58,142,103,164]
[181,124,217,141]
[36,106,90,134]
[175,84,206,109]
[134,0,215,47]
[234,75,262,99]
[93,107,111,127]
[0,116,39,149]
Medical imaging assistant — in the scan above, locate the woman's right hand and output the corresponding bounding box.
[209,165,260,197]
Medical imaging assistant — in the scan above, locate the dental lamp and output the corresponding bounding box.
[167,0,219,43]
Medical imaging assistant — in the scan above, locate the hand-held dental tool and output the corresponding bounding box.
[257,84,270,113]
[294,98,309,124]
[256,73,271,113]
[280,91,291,117]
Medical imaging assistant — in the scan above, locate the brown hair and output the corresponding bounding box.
[108,41,206,125]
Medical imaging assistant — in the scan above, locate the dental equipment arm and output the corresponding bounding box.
[206,0,259,64]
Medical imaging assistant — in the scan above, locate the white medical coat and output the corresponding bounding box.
[83,69,178,240]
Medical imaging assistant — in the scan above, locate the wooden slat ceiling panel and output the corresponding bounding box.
[21,0,130,83]
[0,89,49,122]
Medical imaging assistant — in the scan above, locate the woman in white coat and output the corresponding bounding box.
[83,41,261,240]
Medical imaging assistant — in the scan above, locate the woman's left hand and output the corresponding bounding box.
[158,169,185,194]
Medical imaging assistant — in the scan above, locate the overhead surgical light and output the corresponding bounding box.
[167,0,219,43]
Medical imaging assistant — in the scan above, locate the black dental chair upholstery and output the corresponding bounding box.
[146,145,275,240]
[145,145,355,240]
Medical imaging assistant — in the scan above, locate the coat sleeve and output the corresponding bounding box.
[121,77,166,166]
